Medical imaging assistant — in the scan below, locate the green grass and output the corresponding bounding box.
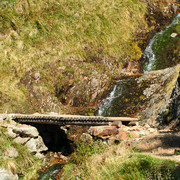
[61,142,180,180]
[151,15,180,70]
[0,127,42,180]
[0,0,148,113]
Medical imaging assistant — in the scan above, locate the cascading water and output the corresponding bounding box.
[97,77,144,117]
[97,14,180,116]
[143,13,180,73]
[97,84,122,116]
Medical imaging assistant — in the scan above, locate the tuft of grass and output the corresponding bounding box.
[71,139,108,165]
[0,126,42,179]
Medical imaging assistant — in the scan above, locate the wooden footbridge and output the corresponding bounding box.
[11,114,138,126]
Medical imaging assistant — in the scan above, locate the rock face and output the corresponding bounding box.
[168,73,180,128]
[138,65,180,128]
[0,118,48,155]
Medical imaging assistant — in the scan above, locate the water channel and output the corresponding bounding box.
[97,13,180,117]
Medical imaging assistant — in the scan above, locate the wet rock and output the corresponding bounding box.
[80,133,93,142]
[25,136,48,153]
[0,168,18,180]
[88,126,118,139]
[169,73,180,128]
[4,147,18,158]
[13,137,30,145]
[138,65,180,128]
[13,125,39,138]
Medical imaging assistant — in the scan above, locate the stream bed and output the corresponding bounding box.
[98,13,180,116]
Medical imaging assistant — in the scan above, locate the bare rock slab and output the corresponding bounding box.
[13,125,39,138]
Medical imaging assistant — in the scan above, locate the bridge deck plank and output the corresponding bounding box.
[10,114,139,125]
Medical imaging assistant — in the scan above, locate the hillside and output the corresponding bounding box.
[0,0,179,114]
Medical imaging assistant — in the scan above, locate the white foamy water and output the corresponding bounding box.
[143,14,180,73]
[97,84,122,116]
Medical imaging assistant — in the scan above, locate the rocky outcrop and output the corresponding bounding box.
[168,73,180,128]
[87,123,158,143]
[138,64,180,128]
[0,116,48,157]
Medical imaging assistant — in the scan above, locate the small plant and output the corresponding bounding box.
[71,139,108,165]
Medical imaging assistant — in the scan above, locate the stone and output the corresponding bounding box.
[4,147,18,158]
[170,33,177,38]
[130,131,139,138]
[0,168,18,180]
[13,137,30,145]
[157,147,175,155]
[7,128,16,138]
[80,133,93,142]
[13,125,39,138]
[129,126,143,131]
[91,78,99,88]
[115,130,128,140]
[148,128,158,134]
[25,136,48,153]
[88,126,118,139]
[35,152,45,159]
[144,124,150,129]
[110,121,122,128]
[138,130,147,136]
[107,137,116,145]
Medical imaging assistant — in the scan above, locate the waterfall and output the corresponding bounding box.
[97,14,180,116]
[143,14,180,73]
[97,84,122,116]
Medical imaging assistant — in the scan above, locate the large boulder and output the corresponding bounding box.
[12,125,39,138]
[88,126,118,139]
[25,136,48,153]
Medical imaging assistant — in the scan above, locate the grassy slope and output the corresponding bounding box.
[61,142,180,180]
[0,0,147,113]
[0,0,178,113]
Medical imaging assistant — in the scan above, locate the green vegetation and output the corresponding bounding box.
[62,141,180,180]
[0,127,41,180]
[0,0,148,113]
[71,139,108,165]
[152,15,180,70]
